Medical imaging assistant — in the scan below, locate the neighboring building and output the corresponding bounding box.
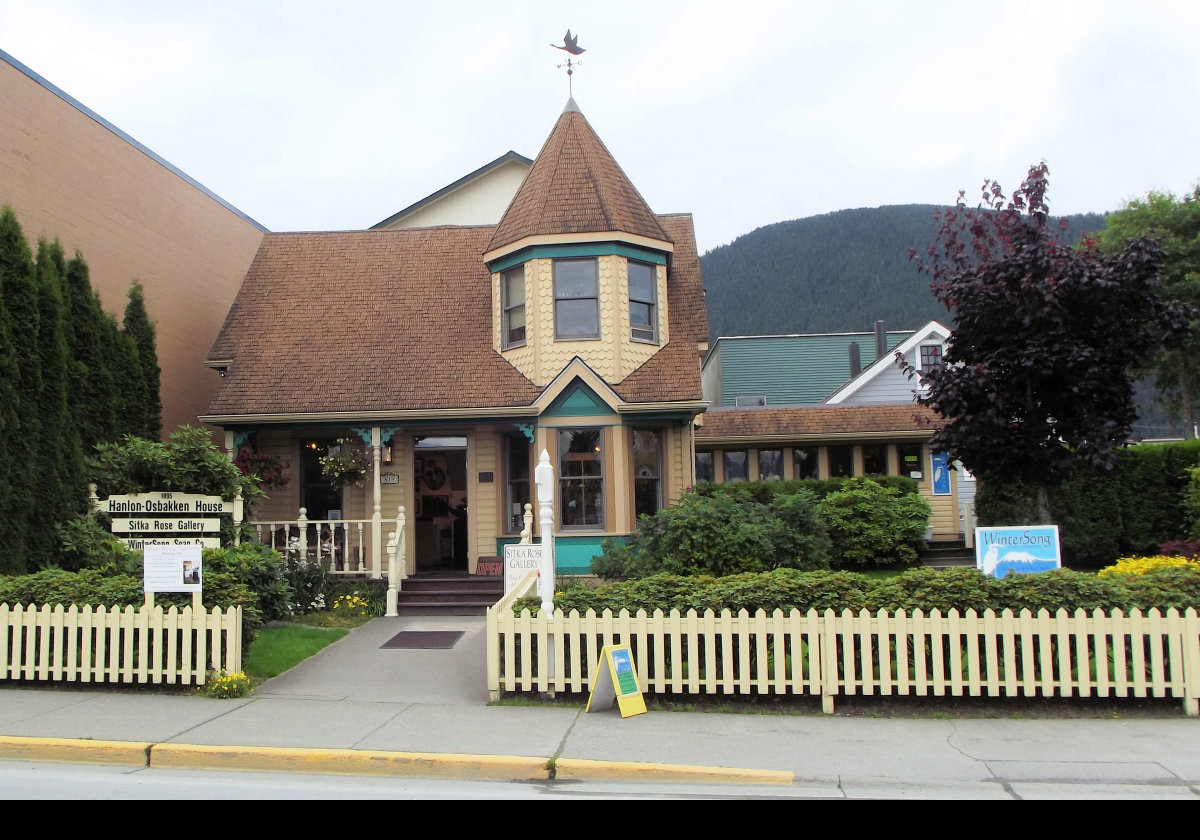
[0,49,267,437]
[200,98,710,577]
[371,151,532,231]
[695,320,972,540]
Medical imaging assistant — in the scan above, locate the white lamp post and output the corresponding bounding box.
[534,449,555,617]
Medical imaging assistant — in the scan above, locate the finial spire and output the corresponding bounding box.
[550,29,585,96]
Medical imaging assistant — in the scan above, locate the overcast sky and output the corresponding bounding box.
[4,1,1199,255]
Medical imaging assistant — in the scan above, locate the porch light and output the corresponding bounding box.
[382,443,393,465]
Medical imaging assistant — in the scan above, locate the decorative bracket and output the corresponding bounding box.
[233,430,255,448]
[515,423,535,444]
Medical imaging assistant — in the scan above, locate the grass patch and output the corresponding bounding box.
[241,614,372,686]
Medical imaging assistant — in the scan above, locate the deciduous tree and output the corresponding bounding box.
[1097,185,1200,438]
[904,164,1192,522]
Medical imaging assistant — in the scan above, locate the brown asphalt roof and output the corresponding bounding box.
[695,404,941,441]
[204,98,707,420]
[204,217,708,417]
[487,98,669,254]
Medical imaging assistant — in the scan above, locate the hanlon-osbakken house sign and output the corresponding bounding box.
[94,490,239,551]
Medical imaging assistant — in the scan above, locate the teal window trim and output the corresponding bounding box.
[488,243,667,274]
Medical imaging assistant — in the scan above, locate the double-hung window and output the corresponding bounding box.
[558,428,604,528]
[502,266,526,349]
[628,260,657,343]
[554,258,599,339]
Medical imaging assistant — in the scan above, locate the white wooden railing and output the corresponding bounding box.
[0,602,241,686]
[487,576,1200,716]
[251,506,406,578]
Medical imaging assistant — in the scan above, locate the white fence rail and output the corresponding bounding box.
[487,586,1200,716]
[0,603,242,686]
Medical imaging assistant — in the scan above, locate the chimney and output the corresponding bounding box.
[875,320,887,358]
[849,342,861,377]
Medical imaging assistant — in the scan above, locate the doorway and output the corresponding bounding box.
[413,438,468,571]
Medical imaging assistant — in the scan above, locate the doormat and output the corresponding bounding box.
[380,631,463,650]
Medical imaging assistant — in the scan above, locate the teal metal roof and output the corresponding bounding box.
[706,331,910,406]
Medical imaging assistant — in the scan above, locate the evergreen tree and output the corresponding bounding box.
[33,238,87,564]
[122,279,162,440]
[63,253,119,451]
[0,207,39,571]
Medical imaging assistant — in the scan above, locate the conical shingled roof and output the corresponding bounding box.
[486,98,670,254]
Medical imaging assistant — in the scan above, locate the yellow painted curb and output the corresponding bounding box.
[554,758,793,785]
[0,736,151,766]
[150,743,550,780]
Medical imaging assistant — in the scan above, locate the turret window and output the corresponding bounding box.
[502,266,526,349]
[554,258,599,339]
[628,260,657,343]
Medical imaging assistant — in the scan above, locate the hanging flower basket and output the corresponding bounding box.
[319,438,370,489]
[234,450,291,491]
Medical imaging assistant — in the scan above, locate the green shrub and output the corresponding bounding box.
[203,542,292,624]
[816,478,931,569]
[521,565,1200,618]
[53,515,142,574]
[593,489,829,580]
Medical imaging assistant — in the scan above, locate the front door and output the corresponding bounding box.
[413,441,468,571]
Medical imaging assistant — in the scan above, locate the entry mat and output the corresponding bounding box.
[381,630,464,650]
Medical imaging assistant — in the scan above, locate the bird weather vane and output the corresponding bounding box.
[551,29,585,96]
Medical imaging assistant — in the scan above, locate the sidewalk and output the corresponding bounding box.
[1,615,1199,798]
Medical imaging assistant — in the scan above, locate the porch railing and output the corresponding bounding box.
[250,507,405,578]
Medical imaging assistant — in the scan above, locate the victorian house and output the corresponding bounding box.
[200,98,710,579]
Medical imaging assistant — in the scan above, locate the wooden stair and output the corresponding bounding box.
[918,538,977,571]
[391,571,504,616]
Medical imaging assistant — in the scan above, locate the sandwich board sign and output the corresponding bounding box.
[585,644,646,718]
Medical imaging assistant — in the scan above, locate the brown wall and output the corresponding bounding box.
[0,53,265,438]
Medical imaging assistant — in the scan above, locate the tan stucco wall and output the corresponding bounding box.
[0,56,265,438]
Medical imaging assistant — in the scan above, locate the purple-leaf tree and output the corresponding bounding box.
[903,163,1193,523]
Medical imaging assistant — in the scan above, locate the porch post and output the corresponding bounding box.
[370,426,383,579]
[534,449,555,617]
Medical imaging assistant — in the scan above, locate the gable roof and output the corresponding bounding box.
[825,320,951,404]
[370,151,532,230]
[486,98,669,255]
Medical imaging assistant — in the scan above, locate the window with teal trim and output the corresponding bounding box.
[628,260,657,343]
[558,428,604,528]
[554,258,599,339]
[502,266,526,349]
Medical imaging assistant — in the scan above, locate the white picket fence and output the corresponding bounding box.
[0,603,242,686]
[486,574,1200,715]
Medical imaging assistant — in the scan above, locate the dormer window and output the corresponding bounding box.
[502,265,526,349]
[920,343,944,372]
[554,258,599,339]
[628,260,657,343]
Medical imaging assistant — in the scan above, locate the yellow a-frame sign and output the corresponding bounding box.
[585,644,646,717]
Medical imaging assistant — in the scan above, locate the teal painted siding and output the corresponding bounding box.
[488,243,668,273]
[494,535,609,575]
[714,333,908,406]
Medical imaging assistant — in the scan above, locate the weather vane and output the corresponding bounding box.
[551,29,585,96]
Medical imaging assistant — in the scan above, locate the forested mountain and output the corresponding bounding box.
[697,204,1187,439]
[698,205,1108,341]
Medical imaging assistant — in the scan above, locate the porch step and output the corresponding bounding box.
[392,571,504,616]
[918,538,978,571]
